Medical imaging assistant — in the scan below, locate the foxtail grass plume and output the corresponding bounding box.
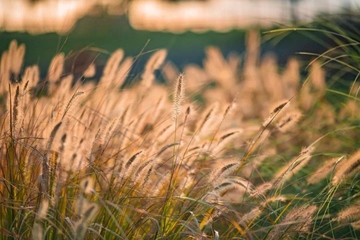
[273,145,315,187]
[196,102,220,135]
[0,50,10,77]
[276,109,302,132]
[22,65,40,90]
[74,197,99,240]
[282,57,300,98]
[32,199,49,240]
[102,49,124,85]
[1,31,360,239]
[332,150,360,185]
[351,220,360,230]
[145,49,167,73]
[208,159,239,185]
[48,53,65,83]
[7,84,22,133]
[173,73,184,120]
[80,177,95,195]
[142,49,167,88]
[37,199,49,219]
[162,61,180,85]
[307,157,342,185]
[9,40,26,77]
[113,57,133,89]
[262,100,288,128]
[334,202,360,224]
[211,129,243,156]
[269,205,318,239]
[32,222,44,240]
[212,176,256,203]
[245,29,260,69]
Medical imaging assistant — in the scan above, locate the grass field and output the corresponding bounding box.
[0,25,360,239]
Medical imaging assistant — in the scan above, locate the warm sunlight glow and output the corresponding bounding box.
[129,0,358,33]
[0,0,123,34]
[0,0,109,34]
[0,0,358,34]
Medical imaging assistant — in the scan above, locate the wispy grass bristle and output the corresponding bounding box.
[307,157,341,184]
[209,159,239,184]
[332,150,360,185]
[2,26,360,239]
[334,202,360,223]
[276,109,302,132]
[173,73,184,120]
[269,205,318,239]
[262,100,289,128]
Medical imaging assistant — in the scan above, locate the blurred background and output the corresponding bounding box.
[0,0,359,79]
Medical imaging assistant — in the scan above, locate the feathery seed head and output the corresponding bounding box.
[48,53,65,83]
[80,177,95,195]
[173,73,184,119]
[333,150,360,185]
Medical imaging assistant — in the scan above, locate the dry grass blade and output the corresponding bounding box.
[1,27,360,239]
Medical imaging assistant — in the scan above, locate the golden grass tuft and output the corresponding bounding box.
[0,30,359,239]
[332,150,360,185]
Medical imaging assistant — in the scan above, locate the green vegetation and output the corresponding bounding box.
[0,26,360,239]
